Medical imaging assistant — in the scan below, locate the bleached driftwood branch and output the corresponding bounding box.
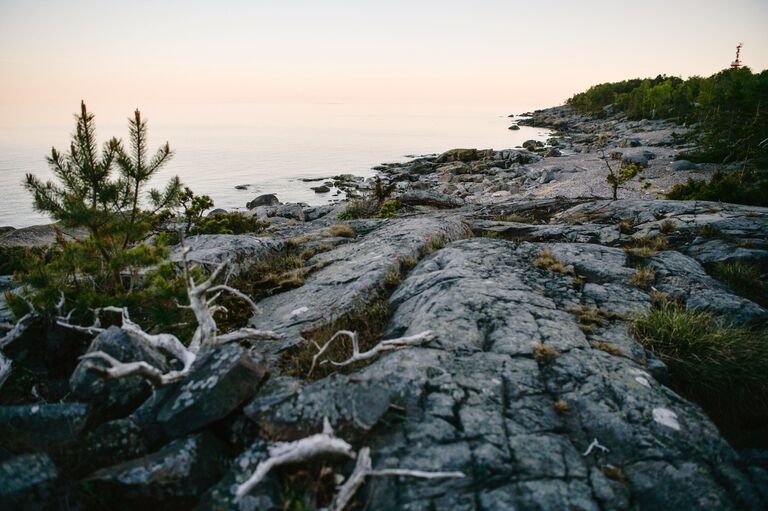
[308,330,436,376]
[0,308,39,350]
[235,417,355,501]
[0,351,12,390]
[234,428,465,509]
[0,300,40,390]
[332,447,464,511]
[582,438,610,456]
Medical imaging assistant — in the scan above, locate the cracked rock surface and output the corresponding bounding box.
[2,105,767,509]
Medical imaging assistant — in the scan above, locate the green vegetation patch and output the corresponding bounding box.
[632,301,768,447]
[666,169,768,207]
[710,260,767,306]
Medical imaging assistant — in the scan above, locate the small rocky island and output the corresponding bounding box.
[1,106,767,510]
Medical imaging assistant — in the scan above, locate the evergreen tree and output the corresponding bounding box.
[23,101,183,294]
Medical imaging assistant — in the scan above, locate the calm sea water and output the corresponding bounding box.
[0,103,550,228]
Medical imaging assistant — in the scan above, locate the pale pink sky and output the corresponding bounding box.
[1,0,767,112]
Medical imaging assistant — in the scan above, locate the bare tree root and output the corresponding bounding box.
[0,302,40,390]
[234,424,465,508]
[332,447,465,511]
[0,351,11,389]
[235,417,354,501]
[308,330,436,377]
[0,307,39,350]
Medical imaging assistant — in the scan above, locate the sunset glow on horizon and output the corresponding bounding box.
[2,0,767,115]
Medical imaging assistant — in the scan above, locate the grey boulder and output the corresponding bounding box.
[246,194,280,209]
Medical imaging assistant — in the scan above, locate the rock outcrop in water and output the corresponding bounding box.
[1,106,767,510]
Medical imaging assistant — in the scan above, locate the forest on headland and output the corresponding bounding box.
[567,67,768,165]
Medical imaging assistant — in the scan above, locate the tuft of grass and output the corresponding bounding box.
[632,301,768,447]
[628,265,656,289]
[498,213,533,223]
[591,341,625,357]
[534,249,569,273]
[324,224,356,238]
[710,261,767,305]
[624,235,668,257]
[337,199,378,220]
[617,218,634,235]
[698,224,720,238]
[420,236,447,257]
[601,465,626,482]
[532,342,561,364]
[648,289,671,307]
[553,399,570,414]
[279,299,392,380]
[659,220,676,234]
[567,305,624,334]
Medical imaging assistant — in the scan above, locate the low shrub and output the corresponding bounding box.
[191,212,268,235]
[373,199,399,219]
[667,169,768,207]
[337,199,378,220]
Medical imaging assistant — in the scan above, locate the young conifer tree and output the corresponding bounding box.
[23,101,182,292]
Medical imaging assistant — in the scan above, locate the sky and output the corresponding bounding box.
[1,0,767,113]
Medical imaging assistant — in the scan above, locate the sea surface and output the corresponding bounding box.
[0,103,550,228]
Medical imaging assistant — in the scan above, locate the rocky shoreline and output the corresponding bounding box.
[1,106,767,510]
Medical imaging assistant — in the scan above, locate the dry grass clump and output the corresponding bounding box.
[628,265,656,289]
[534,249,569,273]
[624,235,668,257]
[325,224,356,238]
[591,341,625,357]
[553,399,570,414]
[617,218,634,234]
[648,289,671,307]
[567,305,625,334]
[279,299,392,380]
[420,235,447,257]
[659,219,676,234]
[532,342,561,364]
[601,465,626,482]
[287,234,316,247]
[498,213,533,223]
